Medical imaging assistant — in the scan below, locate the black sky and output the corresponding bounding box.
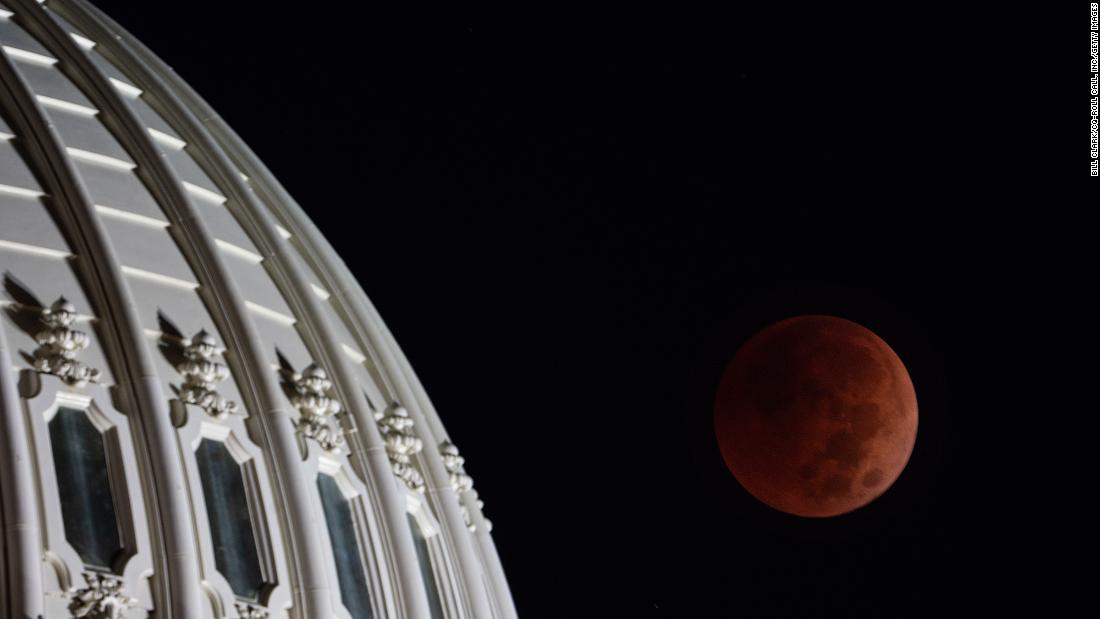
[88,2,1087,616]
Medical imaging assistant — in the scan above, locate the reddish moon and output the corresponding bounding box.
[714,315,917,517]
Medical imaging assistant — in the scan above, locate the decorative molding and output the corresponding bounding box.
[375,404,425,493]
[235,602,270,619]
[440,440,485,532]
[291,364,345,454]
[67,572,138,619]
[176,330,239,419]
[33,297,101,387]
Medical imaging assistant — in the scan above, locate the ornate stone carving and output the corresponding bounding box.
[375,404,425,493]
[441,440,482,531]
[67,572,137,619]
[292,364,345,454]
[176,330,239,419]
[235,602,269,619]
[33,297,101,387]
[440,440,474,495]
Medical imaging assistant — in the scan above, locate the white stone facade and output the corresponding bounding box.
[0,1,515,617]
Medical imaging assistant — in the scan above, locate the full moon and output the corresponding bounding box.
[714,315,917,517]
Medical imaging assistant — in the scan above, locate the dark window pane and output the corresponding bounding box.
[317,474,374,619]
[408,514,445,619]
[195,439,266,601]
[48,407,123,571]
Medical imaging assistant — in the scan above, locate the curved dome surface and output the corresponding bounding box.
[0,1,514,618]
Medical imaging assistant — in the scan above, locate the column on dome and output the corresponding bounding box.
[0,94,53,613]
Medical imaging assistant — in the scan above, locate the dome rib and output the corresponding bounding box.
[0,3,203,614]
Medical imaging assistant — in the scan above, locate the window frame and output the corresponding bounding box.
[313,453,394,619]
[21,372,153,612]
[174,398,290,617]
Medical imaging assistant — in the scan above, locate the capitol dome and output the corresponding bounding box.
[0,1,515,617]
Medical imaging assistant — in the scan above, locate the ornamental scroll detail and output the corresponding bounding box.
[440,440,489,532]
[176,330,239,419]
[235,602,270,619]
[375,404,425,493]
[292,364,346,454]
[67,572,137,619]
[33,297,101,387]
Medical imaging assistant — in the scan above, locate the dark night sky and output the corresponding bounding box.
[89,3,1087,616]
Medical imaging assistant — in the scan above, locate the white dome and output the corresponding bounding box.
[0,1,514,617]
